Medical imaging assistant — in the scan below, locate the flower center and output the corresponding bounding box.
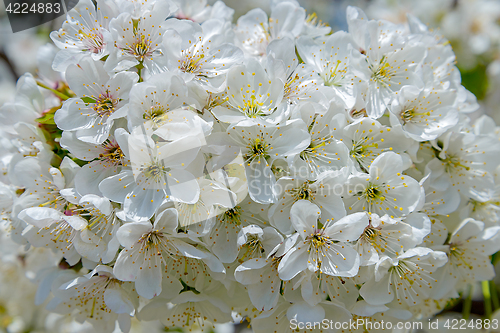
[449,245,474,270]
[79,29,105,54]
[133,35,152,61]
[139,162,168,183]
[320,59,344,87]
[284,73,301,99]
[470,199,500,212]
[143,105,167,124]
[180,52,205,73]
[305,12,328,29]
[371,58,394,85]
[363,184,385,203]
[258,21,271,42]
[351,138,378,160]
[442,155,470,172]
[220,206,242,225]
[309,232,329,248]
[204,93,228,112]
[363,226,381,240]
[389,261,414,284]
[400,107,430,125]
[245,137,269,161]
[38,186,67,210]
[290,182,315,201]
[93,96,117,117]
[239,234,264,262]
[144,231,164,247]
[271,256,281,268]
[243,95,265,118]
[99,140,124,166]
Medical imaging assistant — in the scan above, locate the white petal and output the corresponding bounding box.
[19,207,62,228]
[324,212,368,242]
[136,262,163,299]
[278,246,309,281]
[116,221,152,248]
[290,200,320,240]
[104,285,135,315]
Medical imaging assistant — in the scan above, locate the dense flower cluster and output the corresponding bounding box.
[365,0,500,69]
[1,0,500,332]
[363,0,500,124]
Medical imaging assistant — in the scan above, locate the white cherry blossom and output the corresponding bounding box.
[234,233,298,311]
[388,86,459,141]
[47,265,136,333]
[226,119,310,204]
[296,31,358,108]
[203,198,268,263]
[344,152,422,217]
[355,213,416,266]
[359,247,447,306]
[265,38,319,108]
[343,118,413,173]
[427,131,500,202]
[172,0,234,23]
[212,58,284,124]
[105,0,177,74]
[160,18,243,92]
[269,168,349,235]
[54,57,138,144]
[349,11,426,118]
[278,200,368,280]
[125,71,188,129]
[291,101,352,178]
[66,194,121,264]
[235,1,306,57]
[99,124,201,220]
[60,128,130,196]
[2,1,500,330]
[113,208,211,298]
[50,0,119,71]
[431,218,500,298]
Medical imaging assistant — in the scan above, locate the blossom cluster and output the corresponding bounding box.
[1,0,500,332]
[363,0,500,123]
[365,0,500,70]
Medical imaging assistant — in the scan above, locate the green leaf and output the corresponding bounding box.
[50,154,63,168]
[179,279,200,294]
[71,157,88,167]
[459,62,489,101]
[35,112,56,125]
[81,97,96,104]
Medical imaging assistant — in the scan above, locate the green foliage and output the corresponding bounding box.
[459,62,489,101]
[81,97,97,104]
[35,103,87,168]
[179,279,200,294]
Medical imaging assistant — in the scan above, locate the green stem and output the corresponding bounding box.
[483,281,492,319]
[36,81,70,100]
[463,284,473,320]
[136,63,144,83]
[207,108,220,123]
[491,281,500,311]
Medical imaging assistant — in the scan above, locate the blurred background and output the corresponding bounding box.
[2,0,500,332]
